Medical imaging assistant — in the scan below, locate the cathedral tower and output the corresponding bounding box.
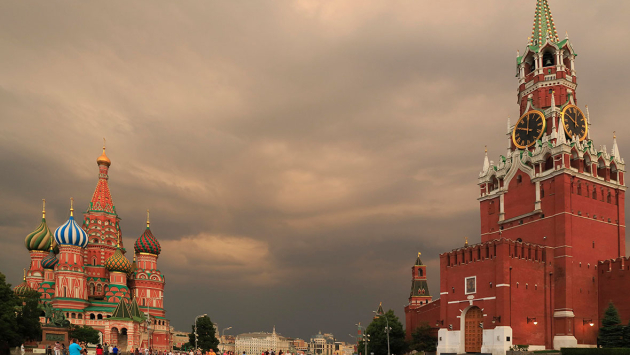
[408,252,432,308]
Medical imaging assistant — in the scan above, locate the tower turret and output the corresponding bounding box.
[408,252,432,309]
[24,199,54,291]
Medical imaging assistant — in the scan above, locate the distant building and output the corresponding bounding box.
[309,332,334,355]
[235,327,290,355]
[333,342,354,355]
[290,339,308,353]
[220,335,236,353]
[172,331,189,349]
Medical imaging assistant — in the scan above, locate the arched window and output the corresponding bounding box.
[540,185,545,198]
[97,314,103,320]
[611,163,619,182]
[93,257,97,265]
[583,155,592,174]
[78,314,82,319]
[97,284,102,292]
[607,191,612,204]
[544,155,554,171]
[90,314,95,320]
[597,159,607,178]
[570,150,579,170]
[418,269,423,277]
[516,175,522,184]
[71,313,76,319]
[592,187,597,200]
[542,51,555,67]
[577,181,582,195]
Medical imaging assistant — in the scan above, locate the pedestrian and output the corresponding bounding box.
[104,344,109,355]
[69,339,82,355]
[135,348,140,355]
[96,345,103,355]
[20,344,25,355]
[62,344,67,355]
[47,345,53,355]
[112,345,118,355]
[109,345,114,355]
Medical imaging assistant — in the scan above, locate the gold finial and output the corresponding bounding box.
[133,254,136,262]
[70,197,74,217]
[465,237,469,246]
[147,209,150,228]
[103,138,106,151]
[116,230,121,248]
[485,145,487,154]
[418,252,421,257]
[614,131,616,139]
[23,268,26,281]
[42,199,46,219]
[97,139,112,167]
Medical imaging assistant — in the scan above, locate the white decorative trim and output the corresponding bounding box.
[496,284,510,287]
[440,292,448,295]
[554,310,575,318]
[447,296,496,304]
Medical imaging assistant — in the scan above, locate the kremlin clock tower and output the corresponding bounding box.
[405,1,628,354]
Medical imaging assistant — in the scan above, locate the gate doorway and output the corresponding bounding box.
[465,306,483,353]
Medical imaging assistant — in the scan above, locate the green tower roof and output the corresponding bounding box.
[529,0,559,47]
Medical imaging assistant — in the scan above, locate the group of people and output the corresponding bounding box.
[45,339,89,355]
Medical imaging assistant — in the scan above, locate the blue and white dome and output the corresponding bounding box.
[54,202,88,248]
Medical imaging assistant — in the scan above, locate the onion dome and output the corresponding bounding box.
[134,210,161,255]
[97,140,111,167]
[105,246,132,274]
[13,269,33,296]
[25,200,54,251]
[41,246,59,269]
[54,198,88,248]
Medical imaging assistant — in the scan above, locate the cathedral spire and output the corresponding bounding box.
[612,132,621,161]
[89,144,116,214]
[530,0,559,47]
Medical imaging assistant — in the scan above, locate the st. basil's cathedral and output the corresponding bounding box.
[13,146,171,351]
[405,1,628,354]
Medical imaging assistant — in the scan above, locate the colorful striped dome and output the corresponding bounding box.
[105,247,132,273]
[25,217,54,251]
[54,213,88,248]
[41,249,59,269]
[13,281,33,296]
[134,227,161,255]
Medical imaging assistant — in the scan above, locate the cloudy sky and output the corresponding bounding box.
[1,0,630,342]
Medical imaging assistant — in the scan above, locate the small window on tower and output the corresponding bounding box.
[517,175,522,184]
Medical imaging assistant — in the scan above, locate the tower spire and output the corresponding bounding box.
[531,0,559,47]
[70,197,74,217]
[482,146,490,173]
[147,209,150,228]
[42,199,46,219]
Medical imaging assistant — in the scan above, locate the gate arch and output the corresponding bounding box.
[464,306,483,353]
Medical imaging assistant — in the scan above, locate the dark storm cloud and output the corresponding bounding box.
[1,0,629,342]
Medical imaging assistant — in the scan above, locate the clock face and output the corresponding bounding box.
[512,110,546,149]
[561,104,588,141]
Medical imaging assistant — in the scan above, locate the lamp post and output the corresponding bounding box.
[195,314,208,350]
[221,327,232,354]
[373,311,391,355]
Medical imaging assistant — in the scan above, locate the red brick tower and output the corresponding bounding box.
[408,253,432,308]
[477,0,626,349]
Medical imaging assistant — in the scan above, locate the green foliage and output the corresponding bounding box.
[16,289,42,342]
[69,325,100,344]
[599,302,625,348]
[561,348,630,355]
[509,344,530,351]
[188,316,219,352]
[364,310,407,355]
[0,273,22,348]
[410,323,436,352]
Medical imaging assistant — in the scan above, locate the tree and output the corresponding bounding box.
[364,310,407,355]
[599,302,624,348]
[188,316,219,352]
[410,323,437,352]
[69,325,100,344]
[16,289,42,342]
[0,272,23,353]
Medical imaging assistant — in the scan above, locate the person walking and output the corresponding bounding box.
[62,344,67,355]
[96,345,103,355]
[135,348,140,355]
[109,345,114,355]
[54,343,61,355]
[20,344,25,355]
[68,339,82,355]
[104,344,109,355]
[112,345,118,355]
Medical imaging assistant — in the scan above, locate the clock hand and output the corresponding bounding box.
[516,127,531,132]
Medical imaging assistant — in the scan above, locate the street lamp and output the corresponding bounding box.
[373,310,391,355]
[195,314,208,350]
[221,326,232,354]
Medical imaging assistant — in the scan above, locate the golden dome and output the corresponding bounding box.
[97,139,111,167]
